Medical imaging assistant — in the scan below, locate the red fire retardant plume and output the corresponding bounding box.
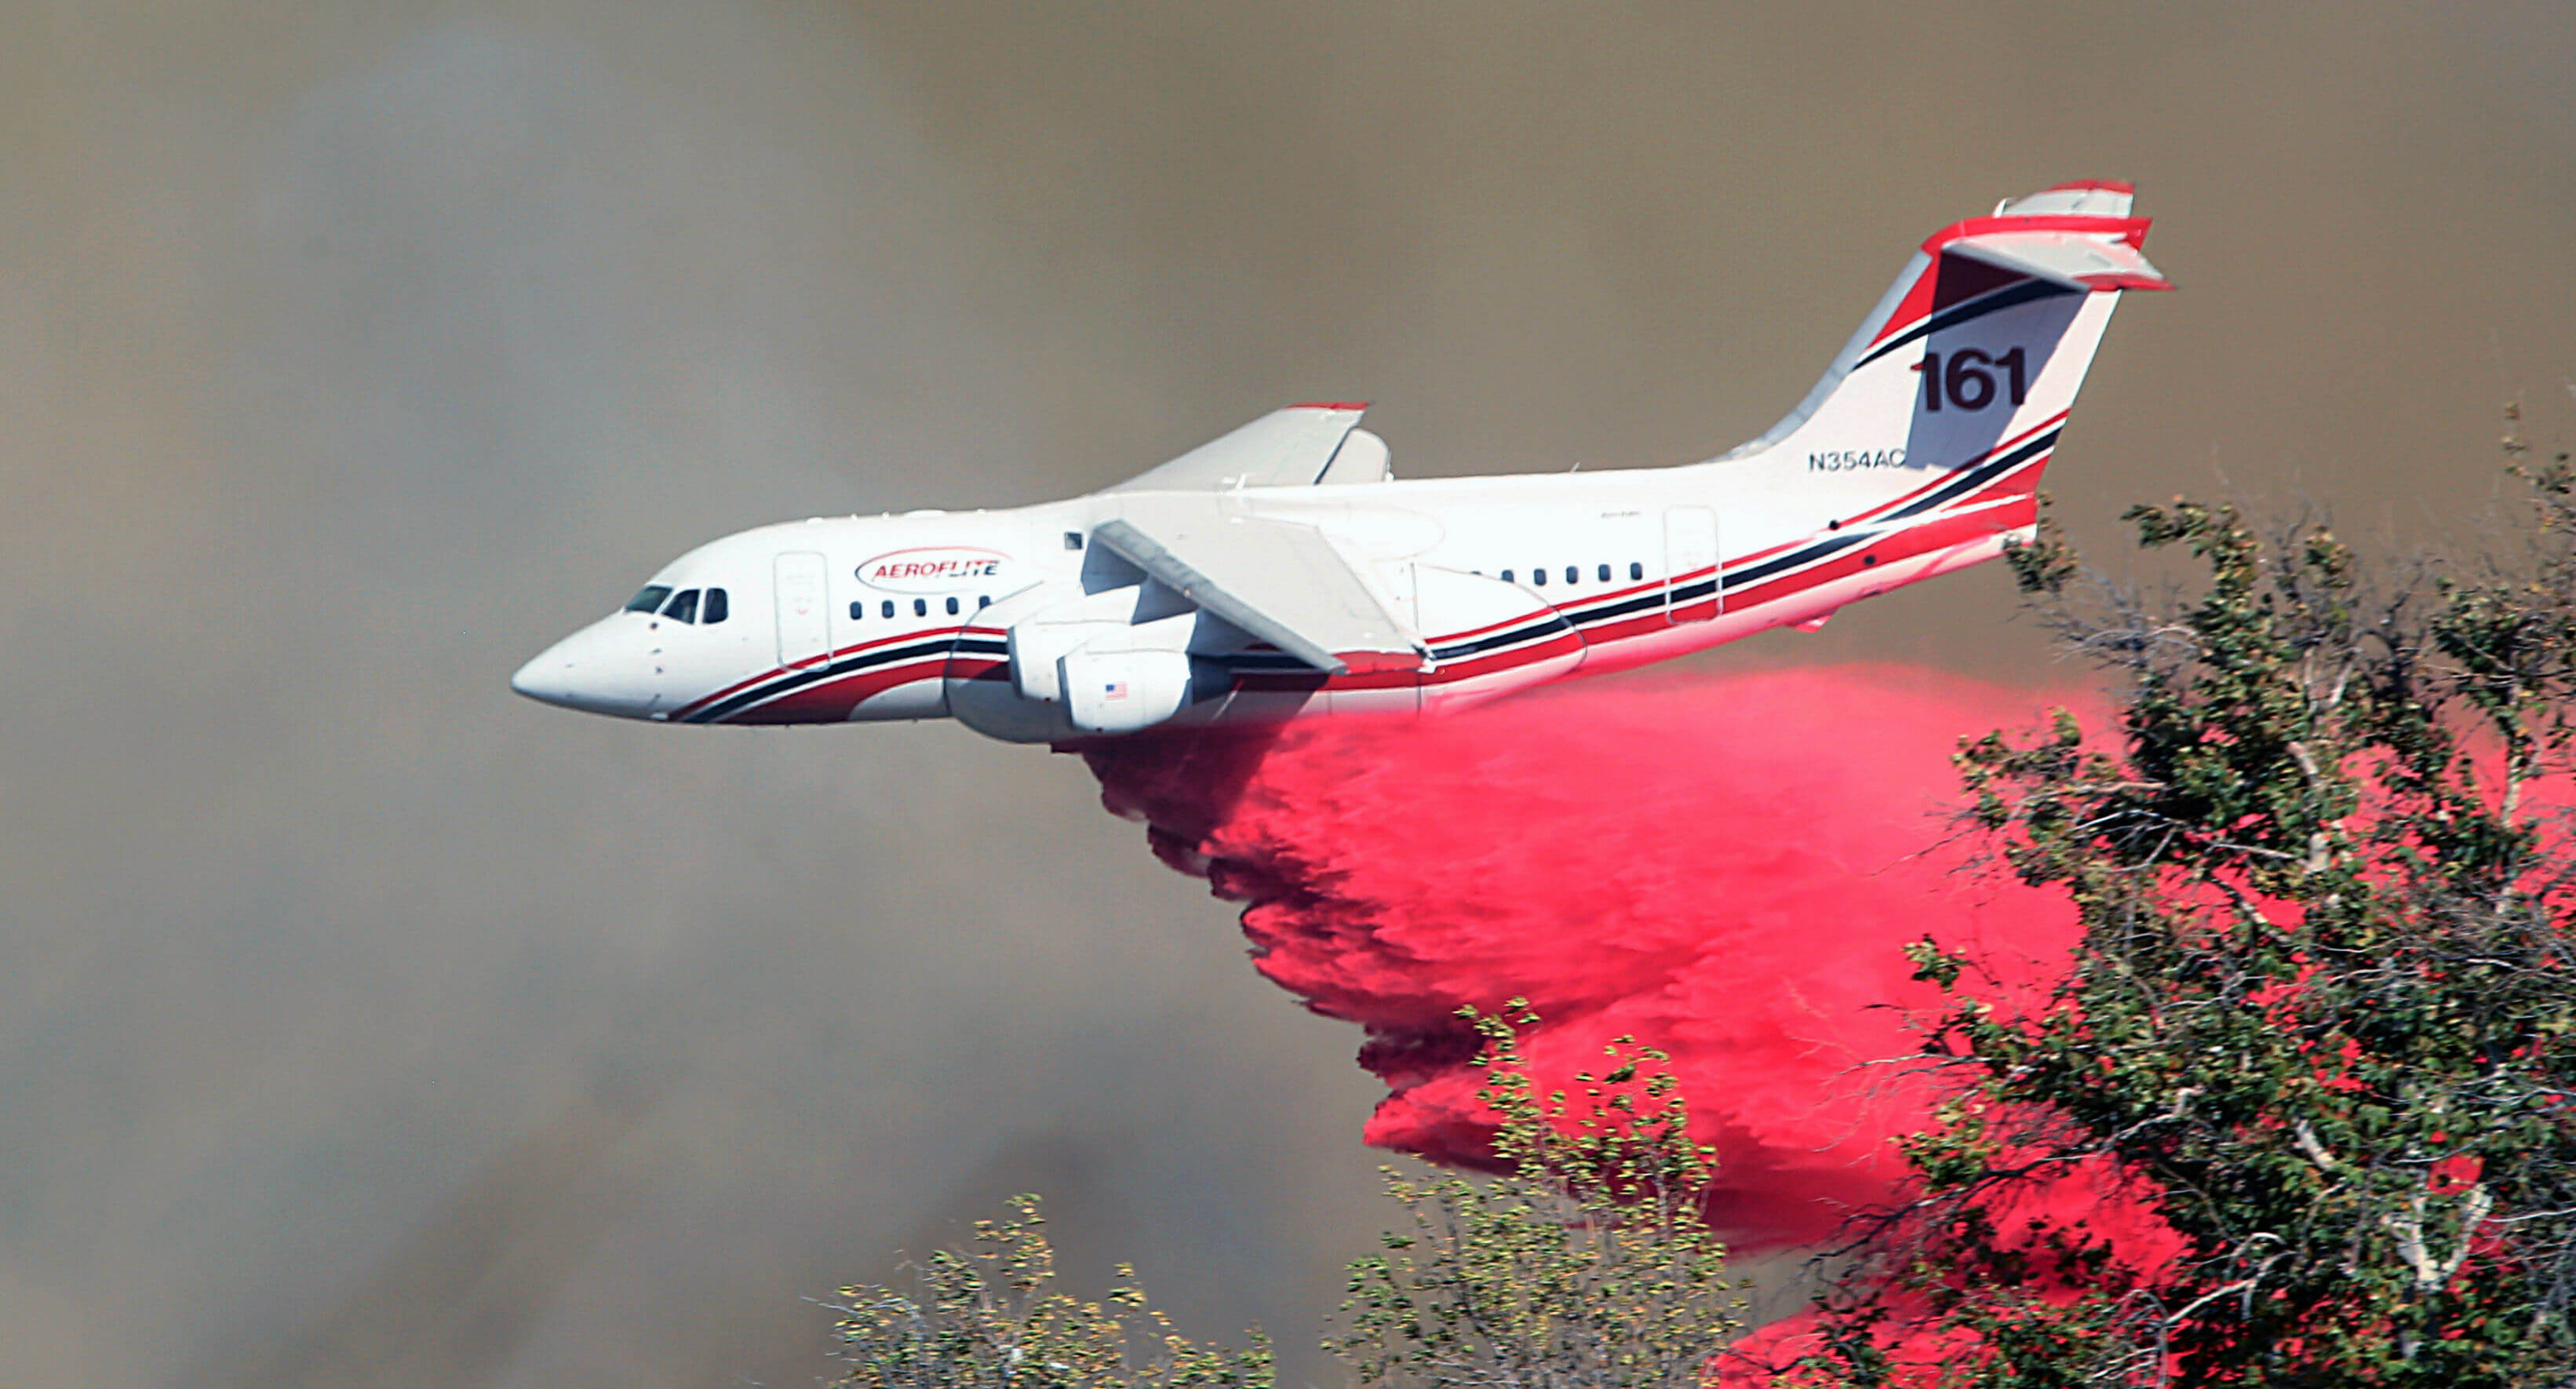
[1084,665,2092,1250]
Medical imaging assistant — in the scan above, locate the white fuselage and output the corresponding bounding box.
[512,180,2160,742]
[508,430,2051,742]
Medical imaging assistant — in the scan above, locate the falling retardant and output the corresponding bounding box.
[1084,665,2096,1250]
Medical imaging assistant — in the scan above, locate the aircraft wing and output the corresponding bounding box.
[1109,403,1373,492]
[1091,502,1423,676]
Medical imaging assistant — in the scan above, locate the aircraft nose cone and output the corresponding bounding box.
[510,618,665,719]
[510,638,584,709]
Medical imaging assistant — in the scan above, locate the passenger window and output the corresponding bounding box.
[662,589,699,624]
[1565,566,1578,585]
[1064,531,1085,550]
[1532,567,1547,586]
[1630,561,1645,581]
[913,599,927,618]
[849,601,865,621]
[978,595,992,609]
[625,585,673,614]
[1501,569,1515,584]
[1598,564,1611,582]
[882,600,896,619]
[946,596,960,615]
[704,588,727,623]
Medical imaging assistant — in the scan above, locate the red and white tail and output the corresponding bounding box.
[1712,180,2168,523]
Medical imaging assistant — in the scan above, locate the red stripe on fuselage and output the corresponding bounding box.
[718,654,956,724]
[1713,414,2066,579]
[1843,413,2064,526]
[1722,494,2035,616]
[675,625,980,719]
[1390,502,2029,696]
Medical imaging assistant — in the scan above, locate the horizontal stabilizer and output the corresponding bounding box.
[1945,231,2170,293]
[1092,501,1422,675]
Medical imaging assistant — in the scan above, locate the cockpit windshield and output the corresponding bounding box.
[625,585,673,614]
[662,589,699,624]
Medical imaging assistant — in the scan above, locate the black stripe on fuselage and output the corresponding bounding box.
[1722,427,2060,594]
[682,633,963,724]
[1883,427,2058,520]
[1430,612,1577,662]
[1728,531,1871,589]
[1558,586,1674,629]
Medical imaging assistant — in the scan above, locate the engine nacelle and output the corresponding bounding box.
[1060,646,1193,735]
[1008,618,1132,702]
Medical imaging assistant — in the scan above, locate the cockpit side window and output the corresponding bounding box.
[662,589,700,624]
[703,588,728,624]
[625,585,674,614]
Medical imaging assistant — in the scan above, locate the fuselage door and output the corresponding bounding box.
[774,551,833,668]
[1663,507,1720,623]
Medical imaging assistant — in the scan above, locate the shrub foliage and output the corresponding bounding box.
[1789,442,2576,1387]
[829,1006,1737,1389]
[827,1194,1274,1389]
[1332,1006,1740,1389]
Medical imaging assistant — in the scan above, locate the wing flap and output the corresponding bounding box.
[1091,503,1422,676]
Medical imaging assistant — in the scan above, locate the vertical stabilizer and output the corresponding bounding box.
[1712,180,2167,523]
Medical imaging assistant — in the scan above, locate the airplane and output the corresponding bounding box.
[512,180,2167,743]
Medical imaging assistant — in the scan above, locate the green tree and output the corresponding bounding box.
[828,1006,1739,1389]
[1789,439,2576,1387]
[827,1194,1275,1389]
[1332,1004,1741,1389]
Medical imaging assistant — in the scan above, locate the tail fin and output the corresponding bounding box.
[1714,180,2167,521]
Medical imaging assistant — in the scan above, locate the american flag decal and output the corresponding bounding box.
[1104,680,1129,700]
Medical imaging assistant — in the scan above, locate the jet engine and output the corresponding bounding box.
[1058,644,1193,735]
[948,586,1207,742]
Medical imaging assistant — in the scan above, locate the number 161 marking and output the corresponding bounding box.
[1915,347,2028,413]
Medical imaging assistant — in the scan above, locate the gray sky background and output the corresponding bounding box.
[5,4,2574,1387]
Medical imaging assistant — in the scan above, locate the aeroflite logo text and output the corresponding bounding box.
[856,547,1012,594]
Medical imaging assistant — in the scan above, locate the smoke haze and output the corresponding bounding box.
[8,3,2576,1387]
